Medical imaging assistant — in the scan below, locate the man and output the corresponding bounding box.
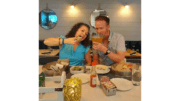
[92,16,126,66]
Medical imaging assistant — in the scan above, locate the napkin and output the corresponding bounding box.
[61,71,66,88]
[56,63,64,68]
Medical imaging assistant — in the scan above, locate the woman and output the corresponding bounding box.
[44,22,91,66]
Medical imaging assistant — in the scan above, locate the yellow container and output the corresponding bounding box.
[64,77,82,101]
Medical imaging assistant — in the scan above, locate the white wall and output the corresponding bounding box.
[39,0,141,41]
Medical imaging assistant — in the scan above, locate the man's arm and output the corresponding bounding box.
[92,40,125,63]
[105,50,125,63]
[93,43,125,63]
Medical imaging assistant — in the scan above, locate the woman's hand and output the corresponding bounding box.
[64,37,77,44]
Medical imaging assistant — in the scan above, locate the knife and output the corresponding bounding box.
[130,52,136,55]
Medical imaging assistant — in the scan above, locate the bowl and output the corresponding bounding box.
[57,59,69,67]
[110,62,138,77]
[45,69,54,76]
[42,61,69,76]
[70,66,84,74]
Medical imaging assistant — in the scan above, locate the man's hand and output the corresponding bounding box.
[92,42,108,53]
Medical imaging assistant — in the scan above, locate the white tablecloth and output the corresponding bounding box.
[81,82,141,101]
[40,81,141,101]
[39,65,141,101]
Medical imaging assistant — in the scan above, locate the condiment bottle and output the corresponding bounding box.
[90,62,97,87]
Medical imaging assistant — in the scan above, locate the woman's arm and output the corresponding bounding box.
[44,37,77,46]
[44,37,61,46]
[85,50,91,66]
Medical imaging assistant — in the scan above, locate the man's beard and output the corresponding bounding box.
[103,29,109,38]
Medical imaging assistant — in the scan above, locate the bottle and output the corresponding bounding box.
[90,62,97,87]
[39,72,45,87]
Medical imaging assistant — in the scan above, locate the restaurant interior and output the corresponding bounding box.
[39,0,141,101]
[39,0,141,65]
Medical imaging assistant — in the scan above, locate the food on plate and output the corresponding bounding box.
[58,61,61,64]
[71,66,84,71]
[96,65,108,70]
[112,60,134,71]
[57,61,69,66]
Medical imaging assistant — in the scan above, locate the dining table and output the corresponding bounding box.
[89,49,141,58]
[39,49,60,57]
[125,50,141,58]
[39,49,141,58]
[39,65,141,101]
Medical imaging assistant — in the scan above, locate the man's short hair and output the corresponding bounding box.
[95,16,110,25]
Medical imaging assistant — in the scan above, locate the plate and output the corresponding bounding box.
[110,78,133,91]
[70,66,84,74]
[71,73,90,84]
[95,65,110,74]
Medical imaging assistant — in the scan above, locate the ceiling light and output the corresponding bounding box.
[125,4,129,8]
[71,4,74,8]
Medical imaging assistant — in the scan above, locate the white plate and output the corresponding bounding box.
[70,66,84,74]
[71,73,90,84]
[110,78,133,91]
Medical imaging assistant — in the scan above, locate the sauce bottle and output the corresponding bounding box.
[90,62,97,87]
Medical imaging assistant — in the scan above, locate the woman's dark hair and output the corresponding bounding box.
[65,22,90,47]
[95,15,110,25]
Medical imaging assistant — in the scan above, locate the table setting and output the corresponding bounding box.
[39,59,141,101]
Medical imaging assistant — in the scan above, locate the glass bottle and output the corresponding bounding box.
[90,62,97,87]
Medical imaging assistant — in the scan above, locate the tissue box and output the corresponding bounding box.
[100,76,109,83]
[100,79,117,96]
[100,76,109,87]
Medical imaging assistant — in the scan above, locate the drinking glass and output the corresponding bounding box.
[91,33,104,43]
[53,71,61,83]
[91,33,104,54]
[132,64,141,86]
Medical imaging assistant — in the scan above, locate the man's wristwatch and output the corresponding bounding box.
[105,49,111,55]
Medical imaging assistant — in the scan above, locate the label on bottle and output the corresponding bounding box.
[92,77,96,85]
